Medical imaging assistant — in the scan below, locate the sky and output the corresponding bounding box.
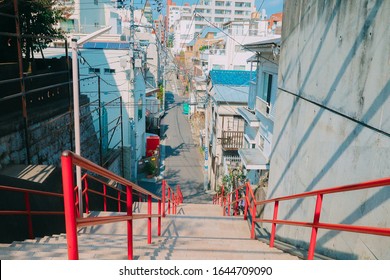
[141,0,284,19]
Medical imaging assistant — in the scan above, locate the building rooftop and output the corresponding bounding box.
[212,85,249,104]
[186,37,196,46]
[82,41,130,49]
[238,148,269,170]
[200,27,219,38]
[209,70,255,86]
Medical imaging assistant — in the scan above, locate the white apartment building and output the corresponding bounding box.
[168,4,192,30]
[201,20,280,72]
[192,0,256,32]
[59,0,123,34]
[173,18,195,54]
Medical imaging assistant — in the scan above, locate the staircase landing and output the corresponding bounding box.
[0,203,299,260]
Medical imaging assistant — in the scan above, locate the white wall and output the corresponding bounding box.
[267,0,390,259]
[173,19,194,54]
[78,48,131,147]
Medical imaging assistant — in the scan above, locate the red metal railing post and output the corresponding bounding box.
[168,188,171,215]
[223,195,226,216]
[235,189,239,216]
[269,201,279,247]
[158,199,161,236]
[61,153,79,260]
[147,194,152,244]
[308,194,323,260]
[228,194,231,216]
[126,185,133,260]
[83,178,89,214]
[244,183,249,220]
[162,180,166,217]
[24,192,34,239]
[175,193,177,214]
[103,184,107,211]
[220,185,224,206]
[251,200,256,239]
[75,187,80,218]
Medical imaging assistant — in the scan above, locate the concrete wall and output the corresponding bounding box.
[267,0,390,259]
[0,102,99,170]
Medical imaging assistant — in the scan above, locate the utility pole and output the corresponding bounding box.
[204,95,209,191]
[129,0,136,182]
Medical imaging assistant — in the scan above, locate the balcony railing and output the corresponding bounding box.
[220,131,244,150]
[256,96,274,120]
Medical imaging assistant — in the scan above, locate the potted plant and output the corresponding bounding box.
[144,161,156,178]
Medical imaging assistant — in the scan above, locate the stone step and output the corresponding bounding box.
[0,203,299,260]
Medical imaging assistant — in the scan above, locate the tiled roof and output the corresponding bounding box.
[200,27,219,38]
[209,70,255,86]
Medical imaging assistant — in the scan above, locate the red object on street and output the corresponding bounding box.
[146,135,160,157]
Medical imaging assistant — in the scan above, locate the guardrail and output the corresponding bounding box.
[0,185,64,239]
[61,150,181,260]
[213,178,390,259]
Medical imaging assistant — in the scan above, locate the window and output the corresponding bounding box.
[104,68,115,74]
[235,10,244,15]
[216,1,224,6]
[89,68,100,74]
[235,2,244,7]
[233,65,246,70]
[261,73,274,114]
[212,64,224,70]
[138,98,143,120]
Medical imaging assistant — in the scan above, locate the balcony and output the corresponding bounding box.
[220,131,244,150]
[256,96,274,120]
[248,81,256,110]
[200,50,209,61]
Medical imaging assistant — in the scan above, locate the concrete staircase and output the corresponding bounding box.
[0,203,299,260]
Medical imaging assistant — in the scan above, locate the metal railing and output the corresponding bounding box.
[213,177,390,259]
[0,185,64,240]
[221,131,244,150]
[61,150,181,260]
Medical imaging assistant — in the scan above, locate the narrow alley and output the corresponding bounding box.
[159,69,212,204]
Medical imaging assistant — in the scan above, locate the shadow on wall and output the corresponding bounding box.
[267,0,388,259]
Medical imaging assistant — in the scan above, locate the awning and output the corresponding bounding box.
[238,148,269,170]
[238,107,260,127]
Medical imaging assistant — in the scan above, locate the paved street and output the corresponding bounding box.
[138,70,212,204]
[159,71,212,204]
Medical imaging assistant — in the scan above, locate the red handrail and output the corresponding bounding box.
[161,180,182,217]
[216,178,390,259]
[0,185,64,239]
[215,184,246,217]
[61,150,181,260]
